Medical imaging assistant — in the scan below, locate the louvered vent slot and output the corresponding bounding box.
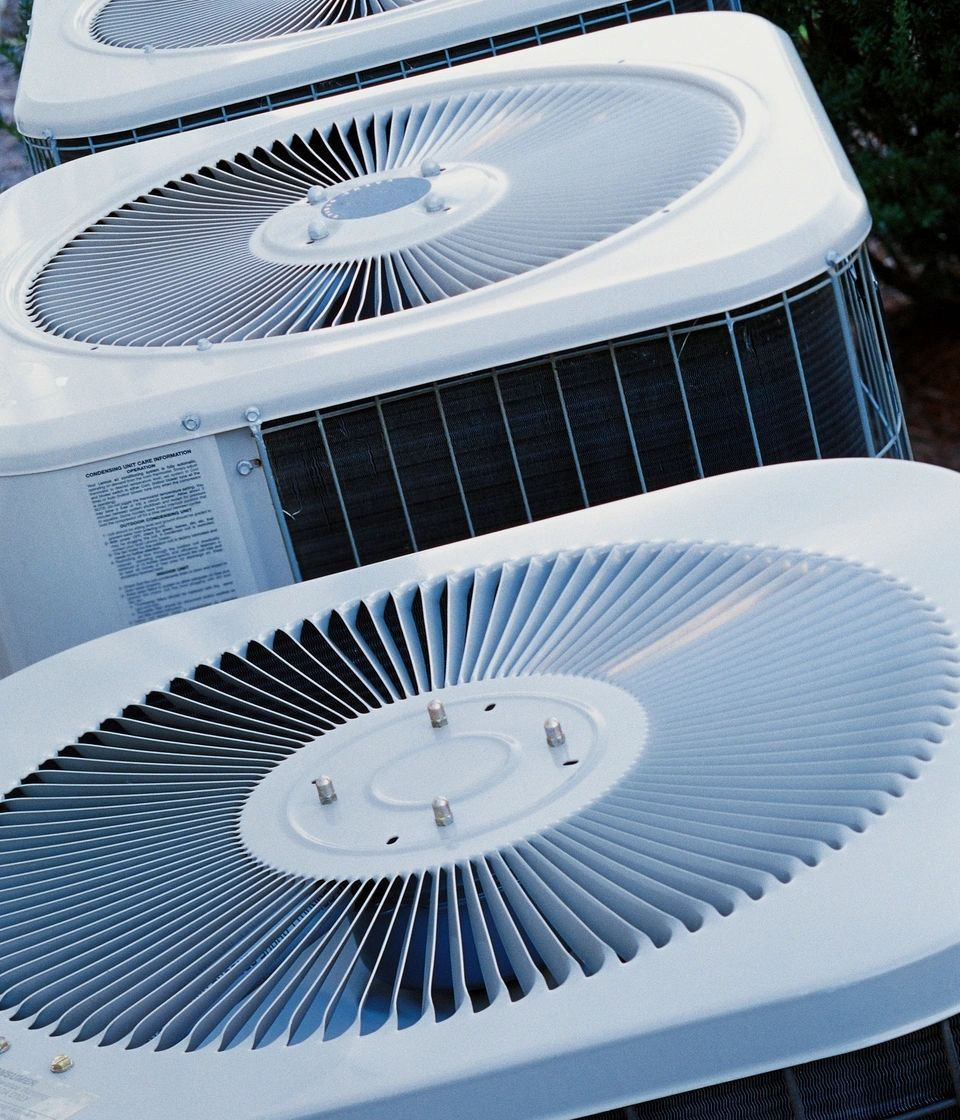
[264,256,904,583]
[0,542,955,1052]
[26,78,741,345]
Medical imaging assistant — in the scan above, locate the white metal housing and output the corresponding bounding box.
[0,18,908,675]
[15,0,739,168]
[0,459,958,1120]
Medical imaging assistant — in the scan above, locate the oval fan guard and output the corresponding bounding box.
[26,75,742,346]
[92,0,430,50]
[0,541,955,1053]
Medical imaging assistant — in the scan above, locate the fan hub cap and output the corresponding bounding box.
[241,675,647,875]
[248,163,507,263]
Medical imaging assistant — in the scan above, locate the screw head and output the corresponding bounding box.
[424,193,446,214]
[307,185,327,205]
[243,406,262,424]
[432,796,454,828]
[544,718,566,748]
[0,1038,9,1054]
[420,159,442,178]
[428,700,448,729]
[181,414,201,432]
[314,776,337,805]
[50,1055,73,1074]
[196,337,212,352]
[307,220,329,243]
[236,459,255,477]
[142,43,155,54]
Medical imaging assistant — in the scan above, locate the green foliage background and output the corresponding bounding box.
[750,0,960,306]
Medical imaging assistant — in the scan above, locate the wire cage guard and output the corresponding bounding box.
[260,245,910,584]
[573,1015,960,1119]
[21,0,739,171]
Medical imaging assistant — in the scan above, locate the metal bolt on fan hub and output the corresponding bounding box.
[313,776,337,805]
[428,700,448,728]
[241,675,646,875]
[544,718,566,747]
[432,797,454,827]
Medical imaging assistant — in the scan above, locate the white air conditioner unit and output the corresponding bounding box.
[15,0,739,170]
[0,17,910,676]
[0,459,958,1120]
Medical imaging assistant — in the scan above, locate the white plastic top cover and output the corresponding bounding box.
[16,0,713,137]
[0,16,868,475]
[0,459,959,1120]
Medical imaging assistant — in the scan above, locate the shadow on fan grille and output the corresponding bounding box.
[0,541,955,1051]
[22,0,739,171]
[261,248,909,582]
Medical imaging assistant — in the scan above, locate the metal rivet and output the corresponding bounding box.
[428,700,448,729]
[196,338,212,352]
[142,43,155,54]
[420,159,442,178]
[433,797,454,827]
[314,776,337,805]
[0,1038,9,1054]
[544,718,566,748]
[236,460,255,477]
[424,194,446,213]
[307,186,327,205]
[243,406,261,424]
[181,414,201,432]
[307,221,329,242]
[50,1056,73,1074]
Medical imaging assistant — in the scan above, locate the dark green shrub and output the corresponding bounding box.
[750,0,960,307]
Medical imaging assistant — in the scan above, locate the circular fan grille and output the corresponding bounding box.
[26,78,742,347]
[2,542,954,1053]
[92,0,428,49]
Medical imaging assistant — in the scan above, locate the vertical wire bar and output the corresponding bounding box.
[939,1020,960,1107]
[782,1067,808,1119]
[374,398,418,553]
[666,326,705,478]
[828,258,877,456]
[861,249,913,458]
[609,343,648,493]
[841,263,890,450]
[434,388,476,538]
[317,414,362,568]
[550,359,591,508]
[250,422,303,583]
[782,292,822,459]
[725,312,764,465]
[492,373,533,523]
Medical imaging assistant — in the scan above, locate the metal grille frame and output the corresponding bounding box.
[260,244,910,584]
[21,0,739,172]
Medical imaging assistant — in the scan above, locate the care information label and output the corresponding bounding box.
[0,1067,95,1120]
[84,445,241,625]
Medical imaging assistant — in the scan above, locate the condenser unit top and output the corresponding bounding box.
[0,459,959,1120]
[15,0,736,139]
[0,16,867,475]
